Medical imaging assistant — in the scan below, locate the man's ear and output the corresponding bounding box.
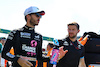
[26,15,31,20]
[78,30,80,33]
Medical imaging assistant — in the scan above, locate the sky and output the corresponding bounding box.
[0,0,100,39]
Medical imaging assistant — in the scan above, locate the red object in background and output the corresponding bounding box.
[42,48,45,51]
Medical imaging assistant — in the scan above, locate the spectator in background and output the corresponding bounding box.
[0,37,6,46]
[0,37,6,67]
[47,43,54,54]
[43,43,54,67]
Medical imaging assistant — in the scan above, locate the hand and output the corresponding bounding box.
[17,57,33,67]
[59,46,68,59]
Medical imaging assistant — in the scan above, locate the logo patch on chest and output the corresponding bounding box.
[20,32,31,38]
[34,35,40,41]
[63,41,69,46]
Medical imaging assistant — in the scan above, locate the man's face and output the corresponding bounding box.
[47,45,51,51]
[68,25,80,38]
[0,39,6,45]
[29,13,42,26]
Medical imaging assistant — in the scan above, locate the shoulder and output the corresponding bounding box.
[15,27,25,32]
[35,32,42,37]
[34,32,43,41]
[58,37,69,43]
[58,37,69,46]
[10,27,24,34]
[8,27,23,40]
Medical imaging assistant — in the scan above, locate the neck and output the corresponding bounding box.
[69,37,77,42]
[26,22,35,28]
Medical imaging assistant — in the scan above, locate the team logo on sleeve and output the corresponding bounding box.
[8,30,16,40]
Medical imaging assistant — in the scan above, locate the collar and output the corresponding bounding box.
[24,25,35,30]
[64,37,83,46]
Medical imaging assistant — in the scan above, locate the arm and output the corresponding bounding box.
[36,35,43,61]
[1,30,18,61]
[78,57,86,67]
[58,46,68,60]
[2,30,33,67]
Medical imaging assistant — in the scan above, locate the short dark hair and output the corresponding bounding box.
[67,22,80,30]
[0,37,6,40]
[25,16,27,22]
[48,43,54,48]
[0,37,6,41]
[24,13,34,22]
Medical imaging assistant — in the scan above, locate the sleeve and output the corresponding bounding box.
[36,35,43,61]
[80,46,85,59]
[1,30,19,62]
[58,40,63,47]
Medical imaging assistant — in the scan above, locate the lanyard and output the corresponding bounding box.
[71,41,79,50]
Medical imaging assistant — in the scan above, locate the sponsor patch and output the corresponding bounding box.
[78,45,81,49]
[63,41,69,46]
[20,32,31,38]
[6,52,15,58]
[34,35,40,41]
[22,44,36,53]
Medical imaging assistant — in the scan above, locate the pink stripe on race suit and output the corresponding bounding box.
[17,55,36,61]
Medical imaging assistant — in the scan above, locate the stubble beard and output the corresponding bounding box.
[69,33,77,39]
[30,21,35,26]
[30,18,36,26]
[69,35,76,39]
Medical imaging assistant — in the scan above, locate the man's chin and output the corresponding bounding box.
[69,36,76,38]
[34,24,38,26]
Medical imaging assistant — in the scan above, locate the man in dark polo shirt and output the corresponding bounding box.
[57,22,86,67]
